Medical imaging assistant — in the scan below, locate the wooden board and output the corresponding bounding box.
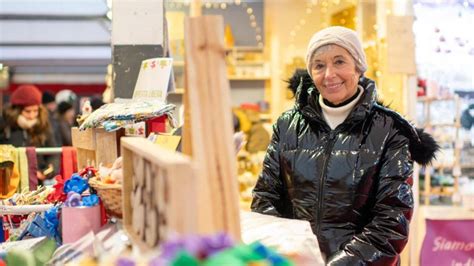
[121,137,198,251]
[184,16,241,240]
[71,127,124,169]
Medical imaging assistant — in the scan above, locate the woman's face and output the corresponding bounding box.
[310,45,361,105]
[21,105,39,120]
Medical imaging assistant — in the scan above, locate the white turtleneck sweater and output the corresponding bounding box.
[318,86,364,130]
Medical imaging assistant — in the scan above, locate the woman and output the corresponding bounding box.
[0,85,58,181]
[251,26,438,265]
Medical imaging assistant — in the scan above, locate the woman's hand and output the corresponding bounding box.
[37,171,46,181]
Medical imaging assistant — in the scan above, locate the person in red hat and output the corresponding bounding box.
[0,84,58,181]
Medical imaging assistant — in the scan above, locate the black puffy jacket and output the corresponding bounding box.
[251,73,438,265]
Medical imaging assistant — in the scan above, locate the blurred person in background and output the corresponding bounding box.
[0,85,59,181]
[90,96,105,112]
[56,101,75,146]
[42,91,61,147]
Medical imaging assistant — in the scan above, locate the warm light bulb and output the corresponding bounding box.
[247,8,253,14]
[256,35,262,41]
[205,2,212,8]
[250,14,255,20]
[251,21,257,27]
[235,0,241,5]
[220,3,227,9]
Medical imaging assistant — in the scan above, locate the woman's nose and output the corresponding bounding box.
[24,112,36,120]
[324,65,336,78]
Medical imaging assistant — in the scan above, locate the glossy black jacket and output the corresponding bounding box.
[251,73,438,265]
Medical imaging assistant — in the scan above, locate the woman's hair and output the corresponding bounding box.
[311,44,363,74]
[3,104,52,146]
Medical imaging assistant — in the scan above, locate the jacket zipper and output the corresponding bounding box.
[316,130,337,235]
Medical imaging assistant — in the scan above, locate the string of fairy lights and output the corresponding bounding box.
[165,0,263,47]
[288,0,358,50]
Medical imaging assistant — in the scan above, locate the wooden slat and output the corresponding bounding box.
[184,16,241,240]
[185,15,221,234]
[71,127,96,150]
[72,127,123,169]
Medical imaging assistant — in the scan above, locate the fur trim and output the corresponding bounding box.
[286,69,313,95]
[410,128,440,166]
[374,104,440,166]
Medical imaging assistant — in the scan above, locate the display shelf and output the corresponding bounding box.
[226,46,264,52]
[461,163,474,168]
[418,94,463,205]
[228,75,270,81]
[422,190,454,197]
[417,96,456,102]
[169,88,184,95]
[173,61,185,67]
[424,122,461,128]
[234,61,267,66]
[432,163,455,169]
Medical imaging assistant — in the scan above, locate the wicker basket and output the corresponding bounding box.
[88,178,123,218]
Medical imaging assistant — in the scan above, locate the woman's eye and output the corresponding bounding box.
[335,60,345,65]
[314,64,324,70]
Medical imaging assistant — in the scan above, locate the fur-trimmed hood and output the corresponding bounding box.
[286,69,439,166]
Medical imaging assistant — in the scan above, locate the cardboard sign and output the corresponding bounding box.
[154,134,181,152]
[132,58,173,102]
[421,219,474,266]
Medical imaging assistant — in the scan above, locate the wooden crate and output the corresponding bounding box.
[121,137,199,251]
[71,127,124,169]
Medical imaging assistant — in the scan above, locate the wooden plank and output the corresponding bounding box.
[184,16,241,240]
[202,15,241,238]
[95,128,121,167]
[76,149,96,169]
[184,16,219,234]
[71,127,96,150]
[121,137,199,251]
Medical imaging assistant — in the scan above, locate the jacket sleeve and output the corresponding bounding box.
[250,119,287,217]
[327,129,414,266]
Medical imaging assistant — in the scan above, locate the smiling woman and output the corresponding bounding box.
[251,26,439,265]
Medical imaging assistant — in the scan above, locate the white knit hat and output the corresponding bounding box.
[306,26,367,78]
